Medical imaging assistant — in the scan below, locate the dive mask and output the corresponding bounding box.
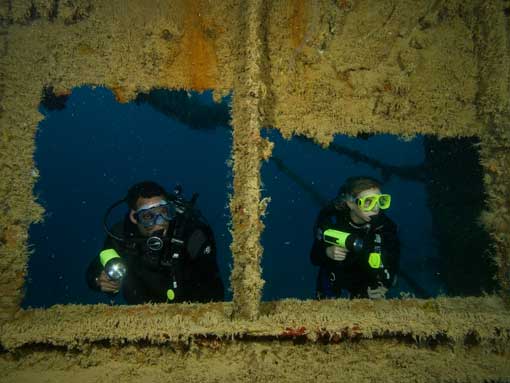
[355,194,391,212]
[134,200,175,227]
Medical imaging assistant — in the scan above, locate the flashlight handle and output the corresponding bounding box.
[323,229,364,253]
[323,228,382,269]
[323,229,350,247]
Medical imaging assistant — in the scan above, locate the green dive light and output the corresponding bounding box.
[323,228,381,269]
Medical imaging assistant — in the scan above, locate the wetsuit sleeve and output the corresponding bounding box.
[185,225,224,302]
[379,219,400,288]
[310,207,335,266]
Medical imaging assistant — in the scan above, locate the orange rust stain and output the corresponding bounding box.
[111,86,129,103]
[485,160,499,173]
[178,0,218,91]
[290,0,307,49]
[281,326,307,338]
[383,81,393,92]
[338,0,351,10]
[54,88,72,97]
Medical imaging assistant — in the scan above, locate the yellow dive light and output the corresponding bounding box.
[323,229,381,269]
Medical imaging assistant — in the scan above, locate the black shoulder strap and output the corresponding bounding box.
[160,194,200,266]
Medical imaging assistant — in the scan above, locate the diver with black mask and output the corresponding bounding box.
[86,181,224,304]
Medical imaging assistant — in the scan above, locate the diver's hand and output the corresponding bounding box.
[96,271,121,293]
[325,246,347,262]
[367,283,388,299]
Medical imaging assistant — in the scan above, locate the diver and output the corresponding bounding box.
[310,176,400,299]
[86,181,224,304]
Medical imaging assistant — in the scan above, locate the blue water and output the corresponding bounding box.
[260,130,443,300]
[24,86,445,307]
[24,87,233,307]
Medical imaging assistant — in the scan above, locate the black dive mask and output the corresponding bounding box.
[103,196,175,246]
[103,184,201,261]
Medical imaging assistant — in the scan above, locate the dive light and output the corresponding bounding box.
[99,248,127,282]
[323,228,382,269]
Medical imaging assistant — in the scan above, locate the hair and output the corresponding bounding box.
[126,181,167,210]
[337,176,382,200]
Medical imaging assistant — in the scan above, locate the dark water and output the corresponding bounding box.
[260,130,442,300]
[24,87,233,306]
[23,86,494,308]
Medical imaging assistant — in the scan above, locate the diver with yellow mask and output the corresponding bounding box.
[310,176,400,299]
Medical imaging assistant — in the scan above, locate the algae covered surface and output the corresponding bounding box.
[2,297,510,382]
[266,0,484,144]
[1,341,510,383]
[1,0,510,381]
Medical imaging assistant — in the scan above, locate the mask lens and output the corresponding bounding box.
[156,205,174,220]
[378,194,391,209]
[139,210,156,224]
[135,201,175,227]
[358,196,377,211]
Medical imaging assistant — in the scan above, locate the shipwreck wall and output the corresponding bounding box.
[0,0,509,382]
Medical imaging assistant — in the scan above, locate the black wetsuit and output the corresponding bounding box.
[86,214,224,304]
[310,203,400,299]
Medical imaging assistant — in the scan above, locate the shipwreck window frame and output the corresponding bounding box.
[0,6,508,383]
[2,94,506,311]
[0,82,507,348]
[258,130,501,300]
[22,85,235,307]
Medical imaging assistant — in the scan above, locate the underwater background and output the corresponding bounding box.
[23,86,494,307]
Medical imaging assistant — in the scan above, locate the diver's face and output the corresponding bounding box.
[346,187,382,224]
[129,195,170,237]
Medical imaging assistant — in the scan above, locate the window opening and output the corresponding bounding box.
[24,86,233,307]
[260,129,496,301]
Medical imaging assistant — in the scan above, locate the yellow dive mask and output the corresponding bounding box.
[355,194,391,212]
